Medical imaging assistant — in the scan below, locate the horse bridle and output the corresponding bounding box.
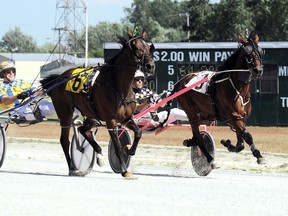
[127,36,155,70]
[241,39,264,77]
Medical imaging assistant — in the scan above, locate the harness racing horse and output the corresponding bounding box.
[40,31,155,178]
[174,33,266,168]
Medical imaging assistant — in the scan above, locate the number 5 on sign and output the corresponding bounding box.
[168,65,174,75]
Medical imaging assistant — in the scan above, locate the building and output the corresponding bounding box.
[0,53,104,81]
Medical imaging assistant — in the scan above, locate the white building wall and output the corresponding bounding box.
[15,61,51,80]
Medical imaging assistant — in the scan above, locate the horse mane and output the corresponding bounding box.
[217,48,241,71]
[106,35,129,65]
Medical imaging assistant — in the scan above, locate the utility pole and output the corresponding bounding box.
[53,0,88,65]
[179,13,190,41]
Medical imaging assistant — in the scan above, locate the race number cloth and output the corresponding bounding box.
[65,68,95,93]
[185,70,216,95]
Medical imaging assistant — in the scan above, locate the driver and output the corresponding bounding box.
[132,69,188,126]
[0,61,55,123]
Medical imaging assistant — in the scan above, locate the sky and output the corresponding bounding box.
[1,0,219,46]
[0,0,133,46]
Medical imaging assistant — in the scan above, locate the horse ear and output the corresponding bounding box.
[239,34,248,44]
[254,34,259,43]
[128,31,133,39]
[142,31,147,39]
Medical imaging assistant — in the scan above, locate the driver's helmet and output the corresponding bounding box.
[134,69,144,78]
[0,61,16,78]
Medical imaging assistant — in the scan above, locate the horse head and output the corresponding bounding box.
[239,34,264,79]
[127,31,155,76]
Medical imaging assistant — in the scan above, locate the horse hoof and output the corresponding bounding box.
[210,161,220,169]
[122,171,137,180]
[257,157,267,165]
[69,170,86,177]
[220,139,231,147]
[124,144,132,153]
[126,144,135,156]
[183,139,193,147]
[96,153,105,167]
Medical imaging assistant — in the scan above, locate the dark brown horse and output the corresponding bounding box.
[174,33,266,168]
[40,31,155,178]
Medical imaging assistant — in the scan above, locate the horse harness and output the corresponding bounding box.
[206,69,252,122]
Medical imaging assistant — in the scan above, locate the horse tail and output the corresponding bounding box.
[40,74,61,91]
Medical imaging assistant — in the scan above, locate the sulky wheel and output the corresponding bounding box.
[191,130,216,176]
[0,126,6,168]
[108,128,132,173]
[70,127,95,175]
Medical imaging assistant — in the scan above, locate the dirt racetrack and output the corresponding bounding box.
[1,122,288,216]
[5,121,288,153]
[4,121,288,174]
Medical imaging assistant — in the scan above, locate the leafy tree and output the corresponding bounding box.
[86,22,133,57]
[1,27,37,53]
[245,0,270,40]
[265,0,288,40]
[124,0,185,42]
[185,0,214,41]
[2,0,288,56]
[38,42,58,53]
[211,0,253,41]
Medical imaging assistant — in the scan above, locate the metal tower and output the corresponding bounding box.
[53,0,87,64]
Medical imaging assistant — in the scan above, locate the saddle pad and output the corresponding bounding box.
[65,68,95,93]
[185,70,216,94]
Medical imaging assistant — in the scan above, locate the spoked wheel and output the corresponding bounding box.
[191,130,215,176]
[0,126,6,168]
[70,127,95,176]
[108,128,132,173]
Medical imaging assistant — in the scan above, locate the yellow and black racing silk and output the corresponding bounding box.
[0,79,35,110]
[65,68,94,93]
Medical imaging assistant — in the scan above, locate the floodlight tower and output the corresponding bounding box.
[53,0,88,65]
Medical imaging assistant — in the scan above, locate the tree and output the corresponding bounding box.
[211,0,253,41]
[38,42,58,53]
[265,0,288,41]
[185,0,214,41]
[86,22,133,57]
[124,0,185,42]
[1,27,37,53]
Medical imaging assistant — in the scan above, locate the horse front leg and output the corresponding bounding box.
[221,120,266,164]
[125,118,142,156]
[242,129,266,164]
[79,118,104,167]
[108,126,134,178]
[220,130,245,153]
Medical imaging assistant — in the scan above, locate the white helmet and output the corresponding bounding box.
[134,69,144,78]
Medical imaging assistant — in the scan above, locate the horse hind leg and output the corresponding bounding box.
[242,130,266,164]
[59,126,83,176]
[184,124,219,169]
[60,127,73,171]
[79,118,104,167]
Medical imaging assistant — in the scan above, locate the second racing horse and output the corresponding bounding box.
[41,31,155,178]
[174,33,266,168]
